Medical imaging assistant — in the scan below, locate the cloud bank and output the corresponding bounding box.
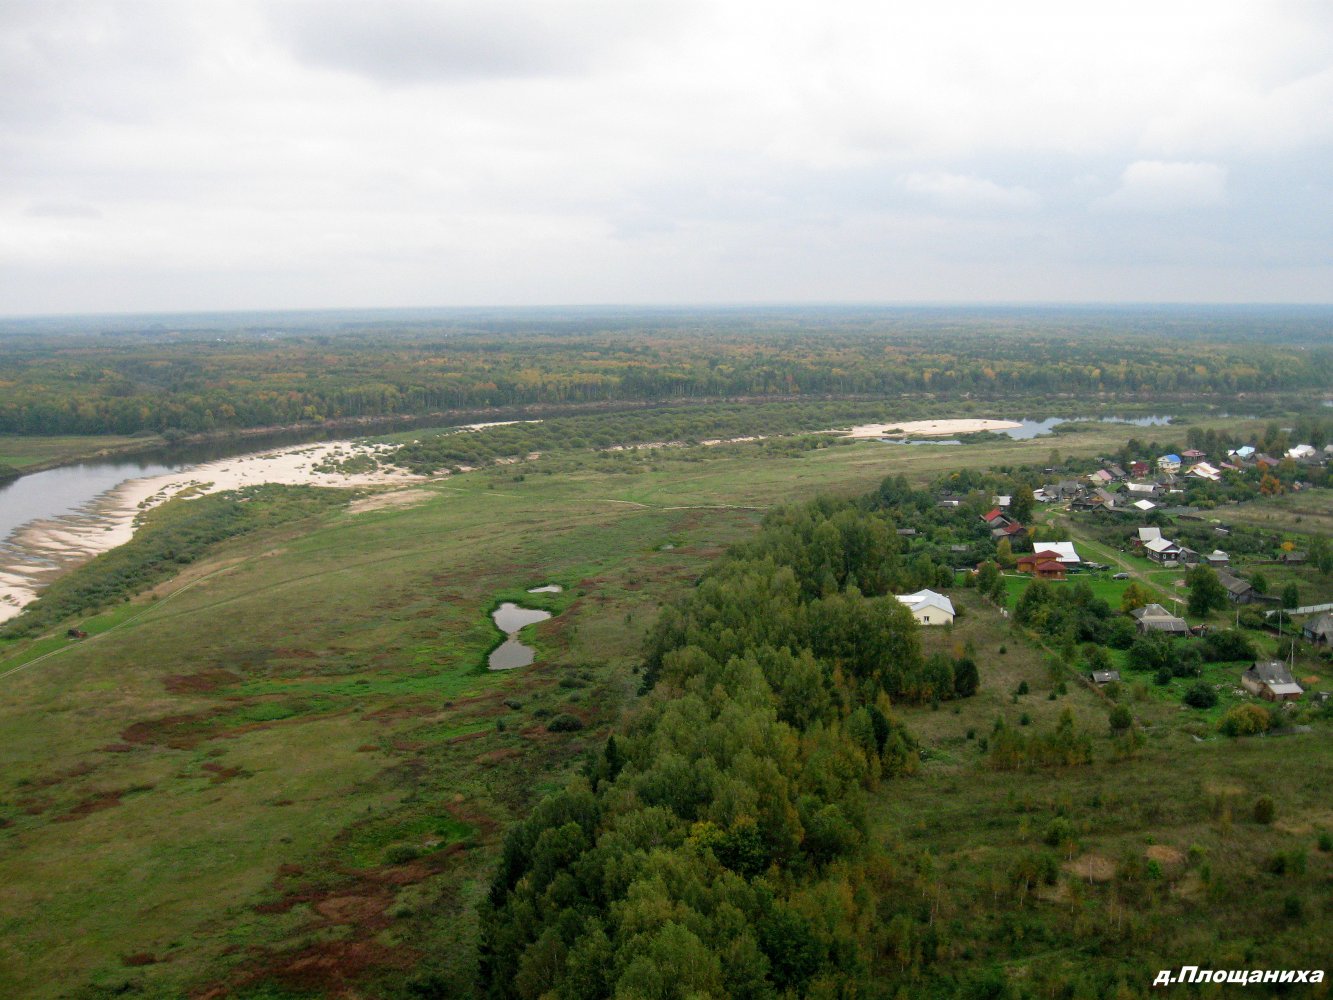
[1,0,1330,312]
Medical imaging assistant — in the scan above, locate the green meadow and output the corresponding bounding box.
[0,420,1329,997]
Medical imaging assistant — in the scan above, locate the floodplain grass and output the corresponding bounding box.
[0,423,1328,997]
[0,432,155,470]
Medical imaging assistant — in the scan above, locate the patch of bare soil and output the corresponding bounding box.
[347,488,434,514]
[1146,844,1185,867]
[1063,853,1116,883]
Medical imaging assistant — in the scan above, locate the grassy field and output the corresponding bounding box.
[0,423,1327,997]
[0,433,157,471]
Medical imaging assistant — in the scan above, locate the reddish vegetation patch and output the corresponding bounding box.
[18,796,51,816]
[445,800,499,839]
[100,743,136,753]
[474,747,521,765]
[271,648,319,660]
[390,738,428,752]
[122,952,158,967]
[446,729,490,746]
[163,670,241,695]
[201,762,245,784]
[277,863,305,877]
[271,799,294,807]
[313,891,393,928]
[261,939,418,995]
[121,709,227,750]
[355,744,379,752]
[56,790,123,822]
[365,703,437,722]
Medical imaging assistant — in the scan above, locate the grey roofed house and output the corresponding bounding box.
[1143,536,1181,562]
[1137,526,1162,543]
[1216,570,1255,603]
[1107,465,1126,479]
[1241,661,1303,701]
[1204,550,1230,567]
[1279,550,1307,564]
[1131,603,1190,634]
[1303,612,1333,646]
[1090,670,1121,685]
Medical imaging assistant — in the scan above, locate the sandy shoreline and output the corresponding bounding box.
[844,418,1023,438]
[0,441,424,624]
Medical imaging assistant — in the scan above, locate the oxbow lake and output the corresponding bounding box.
[488,602,553,670]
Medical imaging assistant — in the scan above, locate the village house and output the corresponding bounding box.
[1131,603,1190,635]
[1090,669,1121,685]
[1181,449,1207,461]
[1278,550,1307,565]
[1241,661,1303,702]
[1203,549,1230,568]
[1157,454,1182,473]
[1302,612,1333,647]
[1135,526,1162,546]
[1124,482,1161,497]
[1131,499,1158,513]
[1143,537,1182,564]
[1130,460,1151,477]
[1016,551,1068,579]
[1187,461,1221,482]
[1032,541,1081,566]
[1216,570,1257,604]
[1286,444,1316,461]
[895,589,955,626]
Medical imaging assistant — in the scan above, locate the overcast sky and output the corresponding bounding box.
[3,1,1331,314]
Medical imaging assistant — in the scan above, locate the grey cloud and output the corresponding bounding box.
[270,0,683,84]
[25,202,102,219]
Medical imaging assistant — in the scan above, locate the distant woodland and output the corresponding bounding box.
[1,308,1330,436]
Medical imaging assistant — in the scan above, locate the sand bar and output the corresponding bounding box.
[844,418,1023,439]
[0,440,424,624]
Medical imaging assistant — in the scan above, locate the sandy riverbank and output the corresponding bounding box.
[0,441,424,624]
[844,418,1023,438]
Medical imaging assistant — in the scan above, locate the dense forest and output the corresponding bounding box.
[1,307,1330,436]
[477,480,1095,999]
[477,459,1332,999]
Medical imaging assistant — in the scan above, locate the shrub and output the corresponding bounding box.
[1201,629,1258,663]
[1044,817,1075,848]
[1219,704,1272,737]
[385,844,421,865]
[1182,682,1218,709]
[547,713,585,733]
[1253,795,1276,825]
[1108,704,1133,733]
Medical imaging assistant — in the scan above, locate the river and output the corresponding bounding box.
[0,434,424,624]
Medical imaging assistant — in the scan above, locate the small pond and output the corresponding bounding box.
[488,601,553,670]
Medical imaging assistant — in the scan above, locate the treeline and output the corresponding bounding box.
[478,483,1099,999]
[1,485,347,638]
[1,318,1329,436]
